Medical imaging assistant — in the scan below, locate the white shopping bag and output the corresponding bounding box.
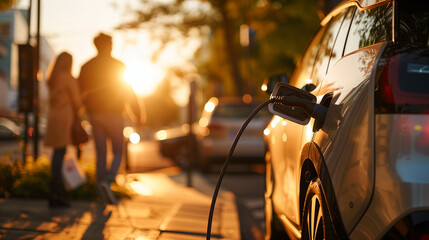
[62,155,87,190]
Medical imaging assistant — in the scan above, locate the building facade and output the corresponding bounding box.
[0,8,54,117]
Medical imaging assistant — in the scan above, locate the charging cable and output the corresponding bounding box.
[205,95,327,239]
[206,98,274,240]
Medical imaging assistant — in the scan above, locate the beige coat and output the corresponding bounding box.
[44,72,81,148]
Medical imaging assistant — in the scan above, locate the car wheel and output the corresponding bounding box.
[301,178,333,240]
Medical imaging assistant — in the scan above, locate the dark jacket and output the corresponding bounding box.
[78,54,134,115]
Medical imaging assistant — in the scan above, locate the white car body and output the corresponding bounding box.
[264,0,429,239]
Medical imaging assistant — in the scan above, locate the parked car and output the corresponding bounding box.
[263,0,429,239]
[155,96,271,171]
[197,96,271,171]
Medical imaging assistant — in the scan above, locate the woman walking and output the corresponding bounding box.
[44,52,81,208]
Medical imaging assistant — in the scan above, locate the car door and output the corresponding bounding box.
[312,2,393,233]
[269,8,351,227]
[268,23,326,227]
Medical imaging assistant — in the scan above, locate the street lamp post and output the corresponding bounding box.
[33,0,41,160]
[187,81,197,187]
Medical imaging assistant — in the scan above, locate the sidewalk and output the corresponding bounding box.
[0,170,240,240]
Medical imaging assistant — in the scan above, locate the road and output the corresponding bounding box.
[205,163,266,240]
[0,138,267,240]
[0,139,21,159]
[124,140,267,240]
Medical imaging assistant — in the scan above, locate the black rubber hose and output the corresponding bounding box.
[206,98,274,240]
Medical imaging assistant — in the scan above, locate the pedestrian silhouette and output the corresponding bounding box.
[44,52,81,208]
[78,32,141,204]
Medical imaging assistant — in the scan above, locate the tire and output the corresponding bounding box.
[301,178,334,240]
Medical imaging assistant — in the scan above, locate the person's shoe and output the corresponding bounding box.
[49,198,71,208]
[100,181,118,205]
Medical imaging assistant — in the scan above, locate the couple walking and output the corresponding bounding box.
[44,33,142,207]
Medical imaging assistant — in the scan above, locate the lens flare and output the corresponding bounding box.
[123,60,165,96]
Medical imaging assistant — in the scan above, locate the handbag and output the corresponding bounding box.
[62,155,87,190]
[71,114,89,145]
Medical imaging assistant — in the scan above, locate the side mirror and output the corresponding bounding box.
[268,82,318,125]
[261,73,289,95]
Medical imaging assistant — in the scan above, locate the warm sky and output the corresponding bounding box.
[18,0,126,75]
[16,0,201,100]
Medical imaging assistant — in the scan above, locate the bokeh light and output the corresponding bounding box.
[129,132,141,144]
[123,126,134,139]
[156,130,167,141]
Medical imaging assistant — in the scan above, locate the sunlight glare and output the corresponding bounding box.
[129,181,153,196]
[123,60,165,96]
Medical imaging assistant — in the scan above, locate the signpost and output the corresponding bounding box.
[18,0,41,163]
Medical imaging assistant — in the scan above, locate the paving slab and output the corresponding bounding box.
[0,172,241,240]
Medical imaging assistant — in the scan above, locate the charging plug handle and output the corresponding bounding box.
[274,96,328,124]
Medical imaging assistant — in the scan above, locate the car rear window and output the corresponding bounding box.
[399,56,429,95]
[376,47,429,113]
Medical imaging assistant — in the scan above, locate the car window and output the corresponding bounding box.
[311,9,349,91]
[343,3,392,56]
[397,0,429,46]
[289,25,326,88]
[326,7,355,74]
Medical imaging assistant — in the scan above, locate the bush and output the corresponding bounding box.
[0,155,131,200]
[0,159,19,197]
[13,158,50,198]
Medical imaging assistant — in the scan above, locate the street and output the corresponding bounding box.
[126,140,266,240]
[205,166,265,240]
[0,138,266,240]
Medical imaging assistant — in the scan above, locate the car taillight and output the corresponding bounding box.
[411,233,429,240]
[376,47,429,114]
[383,211,429,240]
[381,53,429,105]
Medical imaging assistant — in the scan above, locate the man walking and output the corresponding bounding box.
[78,33,141,204]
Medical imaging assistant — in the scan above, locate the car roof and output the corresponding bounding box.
[356,0,392,8]
[321,0,392,26]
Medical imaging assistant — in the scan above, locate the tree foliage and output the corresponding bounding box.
[117,0,321,98]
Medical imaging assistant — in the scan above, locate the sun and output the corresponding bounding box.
[123,60,165,96]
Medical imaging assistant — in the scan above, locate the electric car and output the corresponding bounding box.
[198,96,270,171]
[156,96,270,170]
[262,0,429,239]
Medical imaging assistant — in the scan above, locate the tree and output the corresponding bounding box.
[0,0,15,11]
[116,0,321,97]
[115,0,247,96]
[317,0,341,18]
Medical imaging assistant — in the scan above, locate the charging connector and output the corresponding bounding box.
[271,96,328,125]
